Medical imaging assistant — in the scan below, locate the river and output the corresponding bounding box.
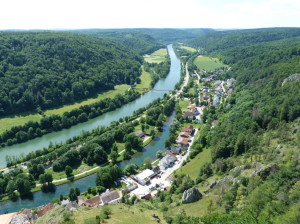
[0,44,181,213]
[0,44,180,167]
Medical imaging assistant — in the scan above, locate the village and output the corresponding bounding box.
[3,65,236,223]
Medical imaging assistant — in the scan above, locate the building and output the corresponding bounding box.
[169,146,181,154]
[181,125,194,134]
[213,94,220,106]
[134,130,150,138]
[81,195,101,207]
[135,169,155,185]
[176,138,190,148]
[122,184,138,194]
[183,111,194,119]
[179,132,191,138]
[159,155,177,171]
[100,190,120,205]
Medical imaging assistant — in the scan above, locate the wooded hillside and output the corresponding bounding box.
[0,31,142,116]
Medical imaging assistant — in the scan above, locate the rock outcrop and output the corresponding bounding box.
[182,187,202,204]
[282,73,300,86]
[10,213,31,224]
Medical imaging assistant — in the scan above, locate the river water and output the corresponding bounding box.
[0,44,180,167]
[0,44,181,213]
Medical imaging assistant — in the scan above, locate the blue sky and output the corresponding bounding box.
[0,0,299,29]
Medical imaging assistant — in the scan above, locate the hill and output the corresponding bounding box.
[72,29,163,55]
[0,31,142,116]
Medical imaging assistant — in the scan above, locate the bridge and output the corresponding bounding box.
[132,87,173,92]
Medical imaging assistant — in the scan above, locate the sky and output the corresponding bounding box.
[0,0,299,30]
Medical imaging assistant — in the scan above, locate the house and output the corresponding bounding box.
[159,155,177,171]
[100,190,120,205]
[152,166,160,174]
[169,146,181,154]
[166,150,177,157]
[122,184,138,194]
[176,138,190,148]
[179,132,191,138]
[183,111,194,119]
[227,89,233,95]
[203,93,210,101]
[37,204,54,217]
[211,120,219,128]
[66,201,78,210]
[134,130,150,138]
[82,195,101,207]
[135,169,155,185]
[213,94,220,106]
[181,125,194,134]
[214,80,222,87]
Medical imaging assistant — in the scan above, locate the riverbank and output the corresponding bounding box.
[0,44,181,214]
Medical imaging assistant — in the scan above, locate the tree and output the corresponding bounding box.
[15,178,31,196]
[69,188,78,201]
[65,165,73,177]
[110,151,118,165]
[93,147,108,165]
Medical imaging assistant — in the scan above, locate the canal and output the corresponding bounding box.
[0,44,181,213]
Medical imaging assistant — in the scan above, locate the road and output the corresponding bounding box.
[130,128,199,197]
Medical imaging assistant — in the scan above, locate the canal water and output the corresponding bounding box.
[0,44,181,213]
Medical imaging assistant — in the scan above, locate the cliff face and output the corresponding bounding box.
[282,73,300,86]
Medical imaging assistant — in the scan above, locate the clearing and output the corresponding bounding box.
[194,56,227,70]
[144,48,167,64]
[180,46,197,52]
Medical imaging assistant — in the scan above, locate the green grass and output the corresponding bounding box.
[0,113,43,134]
[45,84,130,116]
[143,48,167,64]
[179,100,190,112]
[194,56,228,70]
[136,67,152,89]
[151,48,167,56]
[180,46,197,52]
[176,147,211,179]
[0,85,130,134]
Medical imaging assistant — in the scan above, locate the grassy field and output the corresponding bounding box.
[151,48,168,56]
[0,113,43,134]
[37,204,168,224]
[136,67,152,89]
[194,56,228,70]
[0,85,130,134]
[175,147,211,179]
[45,84,130,116]
[144,48,167,64]
[178,100,190,112]
[180,46,197,52]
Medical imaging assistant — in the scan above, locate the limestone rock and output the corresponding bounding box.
[182,187,202,204]
[10,214,31,224]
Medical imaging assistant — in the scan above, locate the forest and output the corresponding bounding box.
[164,27,300,223]
[0,31,142,116]
[73,30,164,55]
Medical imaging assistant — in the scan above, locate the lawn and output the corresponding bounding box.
[136,67,152,89]
[73,204,168,224]
[175,147,211,179]
[143,48,167,64]
[194,56,228,70]
[0,113,43,134]
[178,100,190,112]
[151,48,168,56]
[180,46,197,52]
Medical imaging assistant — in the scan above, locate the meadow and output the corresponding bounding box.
[194,56,228,70]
